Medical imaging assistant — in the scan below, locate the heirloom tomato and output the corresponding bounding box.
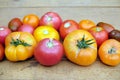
[23,14,39,28]
[8,18,23,31]
[63,30,97,66]
[59,20,79,39]
[34,38,64,66]
[89,26,108,47]
[33,26,60,42]
[98,39,120,66]
[39,12,62,30]
[5,32,37,61]
[79,19,95,30]
[0,26,11,45]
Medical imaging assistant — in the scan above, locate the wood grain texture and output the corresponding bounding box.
[0,7,120,29]
[0,59,120,80]
[0,0,120,7]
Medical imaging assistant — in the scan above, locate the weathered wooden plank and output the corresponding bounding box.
[0,0,120,7]
[0,59,120,80]
[0,7,120,29]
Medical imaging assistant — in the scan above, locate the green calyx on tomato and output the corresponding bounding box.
[108,47,116,54]
[10,38,31,47]
[76,35,94,49]
[47,39,54,48]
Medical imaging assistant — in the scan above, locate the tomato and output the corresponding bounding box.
[109,29,120,42]
[0,26,11,45]
[79,19,95,30]
[5,32,37,61]
[39,12,62,30]
[89,26,108,47]
[0,44,4,61]
[23,14,39,28]
[18,24,34,34]
[98,39,120,66]
[8,18,23,31]
[63,30,97,66]
[59,20,79,39]
[33,26,60,42]
[34,38,64,66]
[97,22,115,33]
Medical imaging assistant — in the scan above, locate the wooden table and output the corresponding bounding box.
[0,0,120,80]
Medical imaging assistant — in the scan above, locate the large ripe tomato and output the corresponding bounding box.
[0,26,11,45]
[79,19,95,30]
[33,26,60,42]
[23,14,39,28]
[39,12,62,30]
[89,26,108,47]
[34,38,64,66]
[59,20,79,39]
[8,18,23,31]
[63,30,97,66]
[98,39,120,66]
[5,32,37,61]
[0,44,4,61]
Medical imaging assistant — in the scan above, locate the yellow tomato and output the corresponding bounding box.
[63,30,97,66]
[5,32,37,61]
[33,26,60,42]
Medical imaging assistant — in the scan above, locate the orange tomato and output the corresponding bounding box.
[63,30,97,66]
[23,14,39,28]
[79,19,95,30]
[5,32,37,61]
[59,20,79,39]
[98,39,120,66]
[33,26,60,42]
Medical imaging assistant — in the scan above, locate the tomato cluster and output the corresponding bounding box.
[0,12,120,67]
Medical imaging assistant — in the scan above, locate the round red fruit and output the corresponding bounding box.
[89,26,108,47]
[59,20,79,39]
[39,12,62,30]
[34,38,64,66]
[0,26,11,44]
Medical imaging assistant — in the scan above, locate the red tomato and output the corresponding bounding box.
[8,18,23,31]
[34,38,64,66]
[89,26,108,47]
[39,12,62,30]
[0,44,4,61]
[0,26,11,44]
[18,24,34,34]
[59,20,79,39]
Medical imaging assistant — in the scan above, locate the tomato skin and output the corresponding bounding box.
[33,26,60,42]
[0,44,4,61]
[0,26,12,45]
[23,14,39,28]
[39,12,62,30]
[63,30,97,66]
[89,26,108,47]
[79,19,95,30]
[34,38,64,66]
[98,39,120,66]
[18,24,34,34]
[5,32,37,61]
[59,20,79,39]
[8,18,23,31]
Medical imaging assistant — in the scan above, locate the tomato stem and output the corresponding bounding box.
[108,47,116,54]
[10,38,31,47]
[76,35,94,49]
[47,39,54,48]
